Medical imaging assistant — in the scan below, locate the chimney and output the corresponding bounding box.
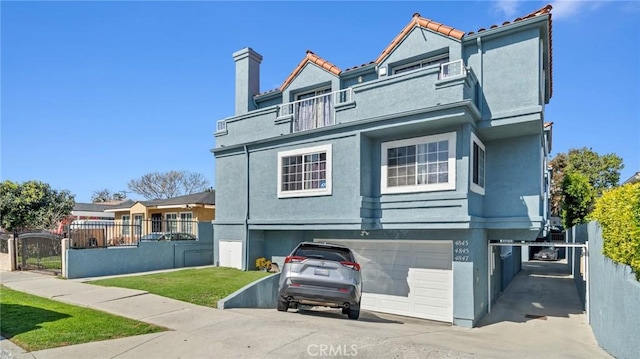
[233,47,263,115]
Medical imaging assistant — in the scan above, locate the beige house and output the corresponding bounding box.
[105,191,215,238]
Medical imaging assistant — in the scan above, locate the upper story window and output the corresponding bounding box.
[470,132,485,195]
[381,132,456,194]
[393,54,449,75]
[278,144,332,198]
[294,87,333,132]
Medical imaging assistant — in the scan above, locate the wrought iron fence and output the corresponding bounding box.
[68,222,141,249]
[67,219,199,248]
[142,219,198,238]
[0,232,10,253]
[16,232,62,275]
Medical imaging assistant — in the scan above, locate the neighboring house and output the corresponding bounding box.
[622,171,640,185]
[71,201,134,220]
[212,5,553,327]
[105,191,216,237]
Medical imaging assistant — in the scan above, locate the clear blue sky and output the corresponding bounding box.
[2,1,638,203]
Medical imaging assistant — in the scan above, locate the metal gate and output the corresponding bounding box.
[17,232,63,275]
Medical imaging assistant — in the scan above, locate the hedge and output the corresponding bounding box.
[589,182,640,279]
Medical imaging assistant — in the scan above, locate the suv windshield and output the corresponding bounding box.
[294,244,354,262]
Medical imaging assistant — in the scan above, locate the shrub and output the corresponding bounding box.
[255,257,272,271]
[589,183,640,279]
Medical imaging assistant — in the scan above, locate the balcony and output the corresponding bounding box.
[278,88,353,133]
[215,61,477,148]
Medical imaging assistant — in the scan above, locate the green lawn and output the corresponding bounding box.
[89,267,271,307]
[0,286,166,351]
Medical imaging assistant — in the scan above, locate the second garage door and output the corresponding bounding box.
[315,239,453,322]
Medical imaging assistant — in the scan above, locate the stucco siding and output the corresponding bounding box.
[483,134,542,220]
[282,63,340,102]
[479,28,541,120]
[248,135,362,225]
[214,152,248,222]
[379,27,461,70]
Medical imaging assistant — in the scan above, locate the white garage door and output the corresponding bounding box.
[218,240,243,269]
[316,239,453,323]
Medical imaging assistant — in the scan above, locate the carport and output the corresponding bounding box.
[488,241,589,319]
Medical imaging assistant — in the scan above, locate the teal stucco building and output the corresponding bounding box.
[212,5,554,327]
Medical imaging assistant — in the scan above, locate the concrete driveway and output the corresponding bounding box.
[1,261,611,358]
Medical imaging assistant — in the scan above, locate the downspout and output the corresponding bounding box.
[476,37,484,119]
[244,145,250,271]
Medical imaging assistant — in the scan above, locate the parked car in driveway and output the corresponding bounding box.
[534,246,559,261]
[277,242,362,320]
[140,232,196,241]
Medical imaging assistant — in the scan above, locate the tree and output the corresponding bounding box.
[548,153,568,216]
[566,147,623,194]
[0,180,75,232]
[127,171,210,200]
[589,183,640,279]
[549,147,624,217]
[561,172,595,228]
[91,189,127,203]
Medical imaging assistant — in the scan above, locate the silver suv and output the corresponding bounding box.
[277,242,362,320]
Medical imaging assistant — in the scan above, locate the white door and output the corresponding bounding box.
[218,240,243,269]
[316,239,453,323]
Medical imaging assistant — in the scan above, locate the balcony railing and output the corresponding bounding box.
[440,59,466,79]
[216,119,227,134]
[279,88,353,133]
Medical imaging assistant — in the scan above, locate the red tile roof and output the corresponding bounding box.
[274,5,553,96]
[374,12,465,64]
[279,50,341,91]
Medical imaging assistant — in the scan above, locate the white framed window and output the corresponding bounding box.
[122,215,130,235]
[179,212,194,234]
[165,212,178,232]
[393,54,449,75]
[381,132,456,194]
[470,132,486,195]
[277,144,332,198]
[133,214,143,236]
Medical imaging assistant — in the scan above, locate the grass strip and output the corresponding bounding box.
[90,267,271,307]
[0,286,166,351]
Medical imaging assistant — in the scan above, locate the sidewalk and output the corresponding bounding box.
[0,270,244,359]
[0,266,612,359]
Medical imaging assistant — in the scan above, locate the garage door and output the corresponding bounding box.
[315,239,453,322]
[218,240,243,269]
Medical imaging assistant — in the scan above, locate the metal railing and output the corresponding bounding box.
[279,88,353,133]
[0,233,9,254]
[216,119,227,133]
[440,59,466,79]
[67,219,199,249]
[68,222,141,249]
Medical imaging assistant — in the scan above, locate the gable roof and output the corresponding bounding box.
[73,200,135,212]
[374,12,465,64]
[280,50,341,91]
[266,5,553,97]
[141,191,215,207]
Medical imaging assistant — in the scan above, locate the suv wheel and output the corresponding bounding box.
[277,299,289,312]
[347,303,360,320]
